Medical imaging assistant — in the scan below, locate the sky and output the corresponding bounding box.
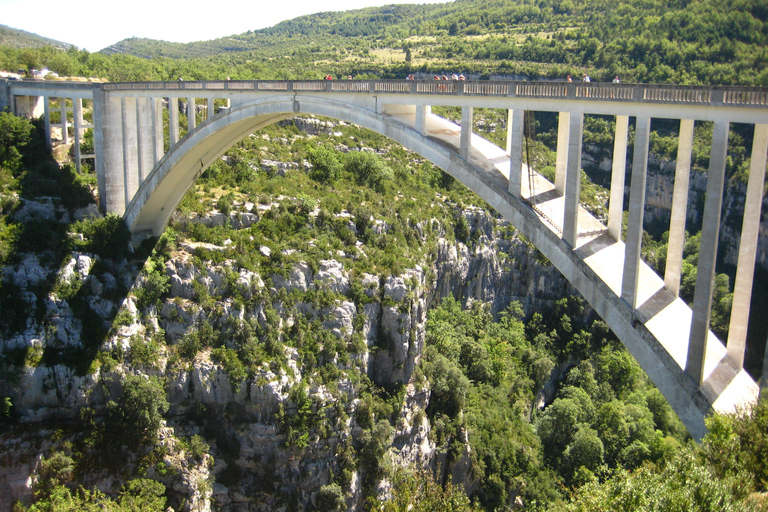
[2,0,450,53]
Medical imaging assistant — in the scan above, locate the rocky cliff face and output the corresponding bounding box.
[0,187,568,512]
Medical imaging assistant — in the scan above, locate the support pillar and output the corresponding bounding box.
[121,97,139,208]
[687,120,730,385]
[43,97,51,148]
[507,109,524,198]
[607,115,629,240]
[151,97,164,164]
[137,97,154,183]
[562,112,583,247]
[188,97,196,131]
[665,119,695,295]
[555,111,570,193]
[415,105,430,135]
[73,99,83,173]
[169,97,180,147]
[726,123,768,369]
[101,93,126,214]
[59,98,69,144]
[207,97,215,120]
[460,106,473,161]
[621,116,650,308]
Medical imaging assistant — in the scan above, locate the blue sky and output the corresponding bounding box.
[1,0,450,52]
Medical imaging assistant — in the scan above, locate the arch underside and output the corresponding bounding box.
[124,95,759,440]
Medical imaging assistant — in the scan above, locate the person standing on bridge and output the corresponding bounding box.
[613,76,620,83]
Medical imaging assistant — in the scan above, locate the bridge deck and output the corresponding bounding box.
[388,109,759,415]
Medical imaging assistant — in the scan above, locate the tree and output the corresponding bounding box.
[308,147,342,184]
[106,374,169,451]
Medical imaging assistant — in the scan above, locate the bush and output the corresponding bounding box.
[308,147,342,184]
[106,374,168,451]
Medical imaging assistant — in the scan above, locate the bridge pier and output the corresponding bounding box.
[621,116,650,309]
[665,119,695,296]
[688,120,729,385]
[562,112,583,247]
[460,106,473,160]
[507,108,524,197]
[607,115,629,240]
[727,123,768,370]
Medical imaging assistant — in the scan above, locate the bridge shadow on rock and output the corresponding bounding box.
[0,118,151,377]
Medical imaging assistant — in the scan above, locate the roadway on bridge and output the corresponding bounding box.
[388,108,759,415]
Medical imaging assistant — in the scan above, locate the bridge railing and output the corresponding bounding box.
[90,79,768,108]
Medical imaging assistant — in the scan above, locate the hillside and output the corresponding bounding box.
[0,24,72,51]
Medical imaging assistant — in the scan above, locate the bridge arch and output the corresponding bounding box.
[123,93,719,439]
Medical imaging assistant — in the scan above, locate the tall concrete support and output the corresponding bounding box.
[73,99,83,173]
[507,109,524,198]
[607,115,629,240]
[665,119,695,296]
[92,89,107,212]
[151,97,164,164]
[562,112,583,247]
[59,98,69,144]
[687,120,730,384]
[621,116,651,308]
[207,97,215,121]
[460,106,473,160]
[169,97,180,147]
[101,94,126,214]
[555,112,570,193]
[43,97,51,148]
[726,123,768,369]
[137,97,154,183]
[415,105,430,135]
[121,97,140,208]
[188,97,196,131]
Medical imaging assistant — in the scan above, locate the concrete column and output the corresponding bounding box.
[621,116,651,308]
[555,112,570,193]
[60,98,69,145]
[101,93,126,214]
[507,109,524,198]
[460,106,473,160]
[188,97,196,131]
[415,105,430,135]
[562,112,583,247]
[92,89,106,212]
[169,97,180,147]
[726,123,768,369]
[607,115,629,240]
[73,99,83,173]
[207,97,214,120]
[665,119,695,295]
[43,97,51,148]
[687,120,730,385]
[151,97,164,164]
[121,97,140,208]
[0,81,9,113]
[137,97,155,183]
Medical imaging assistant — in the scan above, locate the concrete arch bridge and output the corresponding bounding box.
[2,78,768,439]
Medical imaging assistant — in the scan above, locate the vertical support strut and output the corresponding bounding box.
[415,105,430,135]
[562,111,583,247]
[73,98,83,174]
[102,93,126,214]
[726,123,768,370]
[169,97,180,147]
[665,119,695,296]
[687,120,730,385]
[121,97,139,208]
[152,97,164,164]
[555,111,569,193]
[621,116,650,309]
[508,109,524,198]
[607,115,629,240]
[43,96,52,148]
[188,97,196,131]
[460,106,473,161]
